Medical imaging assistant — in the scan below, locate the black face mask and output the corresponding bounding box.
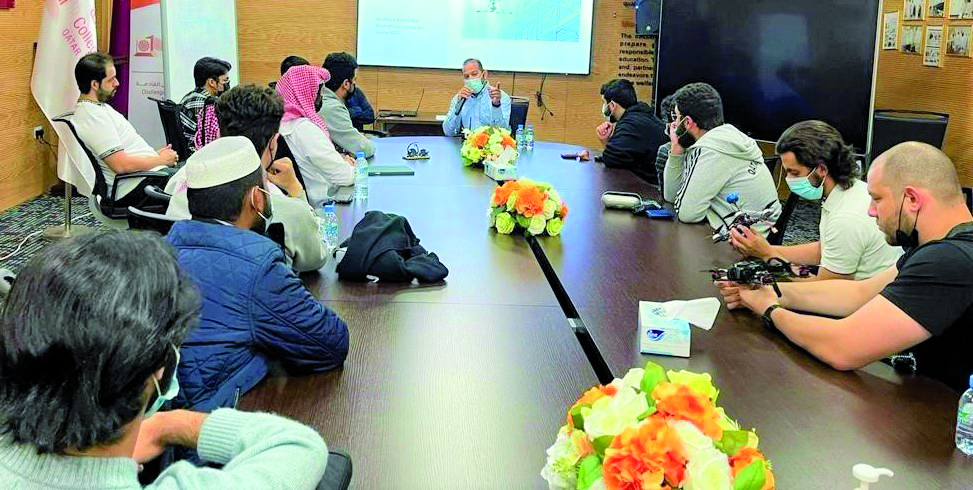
[603,104,617,124]
[676,120,697,149]
[314,92,324,112]
[893,195,920,249]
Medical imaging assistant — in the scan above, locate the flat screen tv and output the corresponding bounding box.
[655,0,881,151]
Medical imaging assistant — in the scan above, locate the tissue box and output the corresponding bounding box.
[639,302,691,357]
[484,161,517,181]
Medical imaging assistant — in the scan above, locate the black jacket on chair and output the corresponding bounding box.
[337,211,449,283]
[598,102,668,183]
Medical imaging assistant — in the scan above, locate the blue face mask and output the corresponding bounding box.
[785,172,824,201]
[145,345,180,418]
[465,78,486,94]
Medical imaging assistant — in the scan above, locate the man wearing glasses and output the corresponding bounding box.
[663,82,782,235]
[179,57,232,154]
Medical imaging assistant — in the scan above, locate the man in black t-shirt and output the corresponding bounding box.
[716,142,973,391]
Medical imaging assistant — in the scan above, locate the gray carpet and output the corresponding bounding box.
[0,194,822,274]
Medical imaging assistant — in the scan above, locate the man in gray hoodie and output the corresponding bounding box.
[664,83,782,235]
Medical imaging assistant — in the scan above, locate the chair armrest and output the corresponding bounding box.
[143,185,172,205]
[108,171,173,216]
[362,129,388,138]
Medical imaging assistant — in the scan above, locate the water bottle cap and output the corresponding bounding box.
[969,374,973,390]
[324,203,335,212]
[527,124,534,129]
[726,193,740,204]
[356,152,366,158]
[518,124,524,129]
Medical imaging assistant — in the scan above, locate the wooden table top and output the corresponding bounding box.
[240,301,598,489]
[244,136,973,488]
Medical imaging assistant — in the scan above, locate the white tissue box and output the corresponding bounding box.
[639,303,692,357]
[484,161,517,181]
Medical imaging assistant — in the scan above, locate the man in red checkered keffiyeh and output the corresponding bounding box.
[276,65,332,137]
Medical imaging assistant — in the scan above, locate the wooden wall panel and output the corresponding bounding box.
[0,3,58,212]
[876,1,973,184]
[235,0,642,152]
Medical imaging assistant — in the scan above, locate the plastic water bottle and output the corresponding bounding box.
[525,124,535,151]
[957,374,973,456]
[516,125,525,150]
[320,204,339,249]
[354,151,368,201]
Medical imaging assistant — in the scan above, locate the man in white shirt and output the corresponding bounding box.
[72,52,177,208]
[442,58,511,136]
[729,121,901,280]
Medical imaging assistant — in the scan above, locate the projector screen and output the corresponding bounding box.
[160,0,240,101]
[357,0,594,74]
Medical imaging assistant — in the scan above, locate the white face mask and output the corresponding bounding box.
[145,345,180,418]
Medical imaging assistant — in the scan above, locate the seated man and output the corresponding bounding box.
[442,58,511,136]
[73,52,178,209]
[179,57,231,153]
[281,55,310,76]
[729,121,901,280]
[319,52,375,157]
[716,142,973,392]
[654,94,675,193]
[0,230,328,489]
[277,65,356,207]
[664,82,782,234]
[166,84,328,272]
[594,79,667,184]
[346,83,376,131]
[166,136,349,412]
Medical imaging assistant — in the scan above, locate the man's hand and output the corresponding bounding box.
[489,83,502,107]
[715,281,778,314]
[596,122,615,146]
[729,226,774,260]
[133,410,207,463]
[457,87,473,100]
[157,145,178,167]
[266,157,304,198]
[668,120,685,156]
[343,154,356,167]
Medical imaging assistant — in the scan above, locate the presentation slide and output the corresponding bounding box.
[357,0,594,74]
[161,0,240,101]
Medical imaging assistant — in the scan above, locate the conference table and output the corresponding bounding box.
[242,136,973,488]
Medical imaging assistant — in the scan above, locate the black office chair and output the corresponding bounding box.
[53,114,171,221]
[274,136,310,203]
[148,97,192,161]
[316,450,353,490]
[509,96,530,132]
[761,156,795,246]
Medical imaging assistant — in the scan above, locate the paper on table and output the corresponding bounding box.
[435,114,447,121]
[639,297,721,330]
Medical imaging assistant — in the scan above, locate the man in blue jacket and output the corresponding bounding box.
[166,136,349,412]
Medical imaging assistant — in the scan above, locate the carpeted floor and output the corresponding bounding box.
[0,193,822,274]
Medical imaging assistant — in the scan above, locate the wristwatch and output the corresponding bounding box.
[762,304,783,330]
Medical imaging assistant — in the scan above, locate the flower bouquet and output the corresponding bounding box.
[542,361,775,490]
[461,126,518,167]
[489,178,568,236]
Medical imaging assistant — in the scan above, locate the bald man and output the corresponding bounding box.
[716,142,973,391]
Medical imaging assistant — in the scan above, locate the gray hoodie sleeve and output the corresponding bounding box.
[270,194,329,273]
[318,100,375,158]
[669,147,733,223]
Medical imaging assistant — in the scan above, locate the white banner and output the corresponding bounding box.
[30,0,98,195]
[129,0,166,148]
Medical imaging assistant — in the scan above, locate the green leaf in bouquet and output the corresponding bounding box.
[637,406,657,421]
[569,405,586,430]
[516,215,531,229]
[732,460,766,490]
[640,361,668,396]
[717,430,751,457]
[576,455,602,490]
[592,435,614,457]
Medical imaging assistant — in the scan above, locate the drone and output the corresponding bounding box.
[709,257,817,297]
[711,193,778,243]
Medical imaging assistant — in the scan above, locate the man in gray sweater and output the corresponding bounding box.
[319,52,376,158]
[664,83,782,235]
[0,231,328,489]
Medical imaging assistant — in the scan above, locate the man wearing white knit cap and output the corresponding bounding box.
[166,136,349,413]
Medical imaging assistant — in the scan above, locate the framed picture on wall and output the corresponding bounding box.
[950,0,973,18]
[904,0,926,20]
[902,25,924,53]
[924,25,944,66]
[929,0,946,17]
[947,25,972,56]
[883,12,900,49]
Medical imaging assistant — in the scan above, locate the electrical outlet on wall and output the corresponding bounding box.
[33,126,44,140]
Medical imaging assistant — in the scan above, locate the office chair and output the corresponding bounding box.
[509,96,530,132]
[316,450,353,490]
[127,206,179,235]
[148,97,192,160]
[762,156,795,246]
[52,115,171,225]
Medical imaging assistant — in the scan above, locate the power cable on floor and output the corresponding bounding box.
[0,212,94,262]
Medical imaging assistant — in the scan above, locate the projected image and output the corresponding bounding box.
[462,0,582,42]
